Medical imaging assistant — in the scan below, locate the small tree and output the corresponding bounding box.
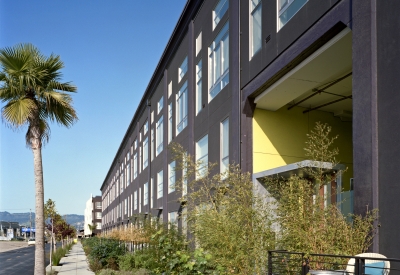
[170,143,275,274]
[264,122,378,269]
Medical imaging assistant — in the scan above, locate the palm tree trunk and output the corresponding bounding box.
[32,145,45,275]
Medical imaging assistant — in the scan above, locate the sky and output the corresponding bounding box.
[0,0,187,216]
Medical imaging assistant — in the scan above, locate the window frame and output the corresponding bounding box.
[178,56,188,82]
[213,0,229,29]
[156,116,164,156]
[277,0,308,30]
[176,81,188,135]
[209,21,230,101]
[196,60,203,115]
[157,170,164,199]
[220,118,229,175]
[196,134,209,179]
[168,161,176,193]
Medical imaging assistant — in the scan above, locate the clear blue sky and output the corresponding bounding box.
[0,0,187,216]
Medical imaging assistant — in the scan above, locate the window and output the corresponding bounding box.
[96,212,102,219]
[151,178,154,208]
[196,32,202,56]
[139,145,142,173]
[144,182,148,206]
[95,202,102,209]
[156,116,164,156]
[251,0,262,57]
[133,153,137,179]
[144,120,148,135]
[158,96,164,114]
[139,187,141,212]
[134,191,137,210]
[221,118,229,174]
[124,198,127,215]
[176,81,188,134]
[278,0,308,29]
[209,22,229,100]
[168,161,176,193]
[151,128,154,161]
[96,222,102,230]
[196,135,208,179]
[134,139,137,150]
[169,211,178,226]
[143,137,148,169]
[179,56,188,82]
[168,81,172,98]
[168,103,173,143]
[213,0,229,29]
[126,164,130,185]
[157,170,163,199]
[196,60,202,115]
[182,152,188,196]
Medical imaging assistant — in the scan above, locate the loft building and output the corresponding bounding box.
[84,195,102,237]
[100,0,400,257]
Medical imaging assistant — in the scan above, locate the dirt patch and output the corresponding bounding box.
[0,241,29,252]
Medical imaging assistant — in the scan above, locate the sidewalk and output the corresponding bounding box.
[46,242,94,274]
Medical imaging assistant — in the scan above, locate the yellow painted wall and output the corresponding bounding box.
[253,106,353,190]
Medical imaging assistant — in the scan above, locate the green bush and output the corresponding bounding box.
[97,269,150,275]
[87,238,125,270]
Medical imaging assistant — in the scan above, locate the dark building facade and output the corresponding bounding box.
[100,0,400,257]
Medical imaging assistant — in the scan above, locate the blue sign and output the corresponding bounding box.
[22,228,35,233]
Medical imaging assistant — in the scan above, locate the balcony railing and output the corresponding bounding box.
[268,250,400,275]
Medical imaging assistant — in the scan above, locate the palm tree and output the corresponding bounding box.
[0,43,77,275]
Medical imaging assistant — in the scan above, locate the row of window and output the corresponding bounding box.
[102,117,229,222]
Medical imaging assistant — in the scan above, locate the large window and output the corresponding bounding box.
[213,0,229,29]
[143,137,148,169]
[196,135,208,179]
[182,152,188,196]
[168,161,176,193]
[196,60,202,115]
[179,56,188,82]
[144,182,148,206]
[278,0,308,29]
[156,116,164,156]
[251,0,262,57]
[96,212,102,219]
[221,118,229,174]
[176,81,188,134]
[133,153,137,179]
[209,22,229,101]
[157,170,163,199]
[168,103,173,143]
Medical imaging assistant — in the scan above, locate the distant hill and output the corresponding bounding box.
[0,212,84,228]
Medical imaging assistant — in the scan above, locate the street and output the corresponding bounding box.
[0,243,53,275]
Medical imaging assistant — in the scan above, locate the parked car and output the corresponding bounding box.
[27,238,35,245]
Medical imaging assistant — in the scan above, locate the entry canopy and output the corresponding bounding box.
[253,160,345,184]
[254,28,352,115]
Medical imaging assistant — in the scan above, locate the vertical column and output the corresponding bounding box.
[230,0,242,169]
[163,69,169,222]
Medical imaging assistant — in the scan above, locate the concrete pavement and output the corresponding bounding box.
[46,242,94,274]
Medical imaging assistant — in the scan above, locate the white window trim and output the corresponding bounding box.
[143,137,149,169]
[196,32,202,56]
[196,135,208,179]
[168,103,173,143]
[144,182,148,206]
[158,96,164,114]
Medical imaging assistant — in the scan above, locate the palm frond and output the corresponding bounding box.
[40,91,78,127]
[2,97,36,127]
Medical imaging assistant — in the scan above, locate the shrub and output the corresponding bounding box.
[87,238,125,270]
